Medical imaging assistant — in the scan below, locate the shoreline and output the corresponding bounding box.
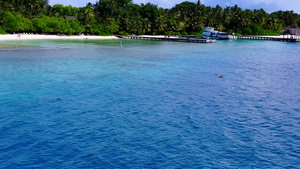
[0,34,120,41]
[0,34,288,41]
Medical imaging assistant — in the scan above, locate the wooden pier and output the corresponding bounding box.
[118,35,300,43]
[233,35,300,42]
[121,36,216,43]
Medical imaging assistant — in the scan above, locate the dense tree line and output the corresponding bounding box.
[0,0,299,35]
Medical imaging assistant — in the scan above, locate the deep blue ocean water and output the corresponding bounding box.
[0,39,299,168]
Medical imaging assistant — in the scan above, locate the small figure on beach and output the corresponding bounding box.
[17,34,20,38]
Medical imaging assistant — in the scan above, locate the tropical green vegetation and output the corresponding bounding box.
[0,0,299,35]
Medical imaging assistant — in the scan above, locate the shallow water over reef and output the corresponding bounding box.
[0,39,299,168]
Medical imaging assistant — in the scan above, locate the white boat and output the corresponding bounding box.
[202,27,230,40]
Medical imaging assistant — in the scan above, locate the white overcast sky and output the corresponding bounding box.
[49,0,300,13]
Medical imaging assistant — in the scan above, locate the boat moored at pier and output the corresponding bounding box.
[202,27,230,40]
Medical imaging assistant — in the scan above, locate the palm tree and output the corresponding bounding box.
[141,18,151,34]
[191,16,204,31]
[155,13,167,34]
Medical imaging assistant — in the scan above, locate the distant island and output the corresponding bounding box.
[0,0,299,36]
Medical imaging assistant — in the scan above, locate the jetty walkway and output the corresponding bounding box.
[233,35,300,42]
[118,35,300,43]
[120,36,215,43]
[184,35,300,42]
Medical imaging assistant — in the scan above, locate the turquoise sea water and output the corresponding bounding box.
[0,39,299,168]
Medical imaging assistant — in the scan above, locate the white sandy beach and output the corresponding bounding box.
[0,34,120,41]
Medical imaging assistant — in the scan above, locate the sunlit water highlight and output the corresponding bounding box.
[0,39,299,168]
